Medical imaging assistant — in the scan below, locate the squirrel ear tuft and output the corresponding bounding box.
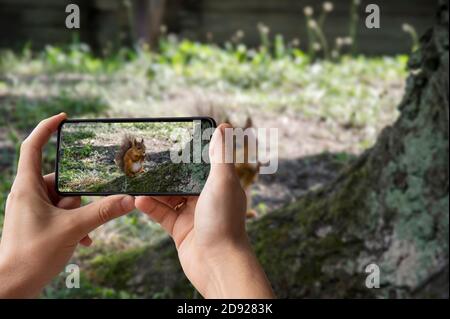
[141,138,144,144]
[244,116,253,129]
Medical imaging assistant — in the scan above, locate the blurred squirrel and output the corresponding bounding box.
[190,103,260,218]
[233,117,260,219]
[115,135,146,177]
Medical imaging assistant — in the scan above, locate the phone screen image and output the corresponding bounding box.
[56,118,215,195]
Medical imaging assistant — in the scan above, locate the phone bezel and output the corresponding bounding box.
[55,117,217,196]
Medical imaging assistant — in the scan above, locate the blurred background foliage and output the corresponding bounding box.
[0,0,436,298]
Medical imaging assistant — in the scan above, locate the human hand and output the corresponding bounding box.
[135,124,274,298]
[0,113,135,298]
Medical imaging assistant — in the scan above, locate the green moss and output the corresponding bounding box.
[329,166,371,220]
[89,246,147,290]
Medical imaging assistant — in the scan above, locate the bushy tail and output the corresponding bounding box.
[189,102,230,124]
[115,134,134,172]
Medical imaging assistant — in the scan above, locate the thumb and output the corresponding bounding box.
[209,123,237,179]
[74,195,135,234]
[199,123,247,223]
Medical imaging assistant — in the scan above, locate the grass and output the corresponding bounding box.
[1,38,407,127]
[0,94,108,130]
[0,35,408,298]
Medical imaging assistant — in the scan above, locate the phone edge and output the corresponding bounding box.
[54,116,217,197]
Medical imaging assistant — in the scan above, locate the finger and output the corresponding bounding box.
[135,196,178,235]
[43,173,82,208]
[18,113,67,180]
[79,235,93,247]
[152,196,187,209]
[43,173,60,204]
[74,195,135,234]
[208,123,241,182]
[57,196,82,210]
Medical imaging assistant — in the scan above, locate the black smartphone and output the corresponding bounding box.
[55,117,216,196]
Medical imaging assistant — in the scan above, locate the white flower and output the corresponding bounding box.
[257,23,270,34]
[236,30,245,39]
[313,42,322,51]
[402,23,413,33]
[308,20,318,29]
[335,37,344,47]
[323,2,334,12]
[343,37,353,45]
[303,6,314,17]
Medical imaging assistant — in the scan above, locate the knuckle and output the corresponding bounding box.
[98,203,112,223]
[137,197,157,214]
[35,119,53,137]
[42,121,54,135]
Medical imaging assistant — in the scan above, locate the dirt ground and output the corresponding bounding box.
[249,109,370,212]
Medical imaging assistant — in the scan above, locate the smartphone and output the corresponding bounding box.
[56,117,216,196]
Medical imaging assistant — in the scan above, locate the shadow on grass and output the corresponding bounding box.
[253,152,357,211]
[88,162,209,194]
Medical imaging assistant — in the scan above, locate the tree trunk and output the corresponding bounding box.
[99,2,449,298]
[250,0,449,297]
[132,0,166,48]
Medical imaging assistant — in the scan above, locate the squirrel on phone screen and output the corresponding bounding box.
[115,135,146,177]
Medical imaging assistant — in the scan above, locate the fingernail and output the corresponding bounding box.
[121,195,135,211]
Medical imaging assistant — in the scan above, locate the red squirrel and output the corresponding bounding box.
[115,135,146,177]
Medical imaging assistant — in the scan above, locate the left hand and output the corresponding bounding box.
[0,113,135,298]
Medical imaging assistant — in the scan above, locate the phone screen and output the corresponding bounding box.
[56,117,216,195]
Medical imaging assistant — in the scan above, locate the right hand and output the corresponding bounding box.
[135,124,274,298]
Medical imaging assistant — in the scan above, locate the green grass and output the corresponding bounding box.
[62,130,96,144]
[0,94,108,130]
[1,39,407,127]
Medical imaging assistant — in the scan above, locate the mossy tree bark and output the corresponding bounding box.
[112,2,449,298]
